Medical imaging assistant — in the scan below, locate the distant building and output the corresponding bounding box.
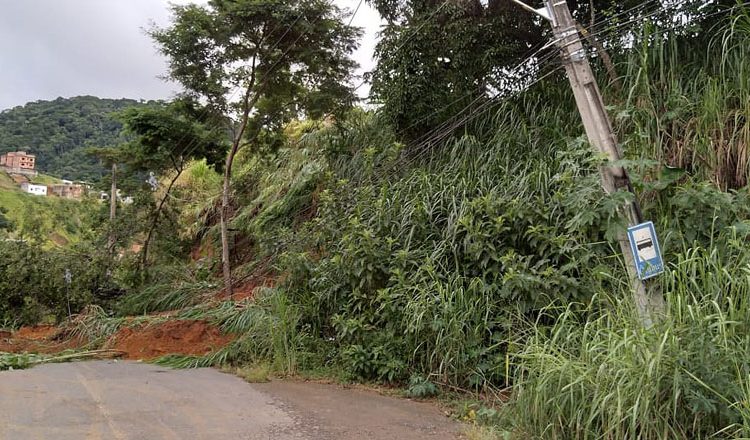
[99,189,133,203]
[50,183,84,199]
[0,151,37,176]
[20,182,47,196]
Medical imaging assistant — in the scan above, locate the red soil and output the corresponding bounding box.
[230,275,276,301]
[15,325,60,340]
[106,320,233,361]
[0,325,84,354]
[2,320,233,362]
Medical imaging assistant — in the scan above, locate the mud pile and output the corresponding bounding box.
[106,320,233,360]
[2,320,234,361]
[0,325,83,354]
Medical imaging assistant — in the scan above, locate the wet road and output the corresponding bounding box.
[0,361,462,439]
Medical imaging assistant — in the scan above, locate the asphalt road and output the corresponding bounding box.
[0,361,462,440]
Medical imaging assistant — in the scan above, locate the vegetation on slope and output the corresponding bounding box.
[0,173,98,246]
[3,1,750,438]
[133,8,750,438]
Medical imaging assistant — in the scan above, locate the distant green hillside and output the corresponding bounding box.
[0,96,154,181]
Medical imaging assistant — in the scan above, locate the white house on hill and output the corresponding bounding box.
[21,182,48,196]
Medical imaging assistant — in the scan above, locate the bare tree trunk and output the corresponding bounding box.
[220,54,262,299]
[220,167,233,297]
[107,163,117,253]
[220,88,257,299]
[220,138,245,298]
[220,123,255,297]
[577,1,622,94]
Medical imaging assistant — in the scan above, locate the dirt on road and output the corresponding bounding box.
[0,325,83,354]
[255,380,463,440]
[0,361,464,440]
[105,320,234,360]
[0,320,234,360]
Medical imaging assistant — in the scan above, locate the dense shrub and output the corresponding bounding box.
[0,241,111,325]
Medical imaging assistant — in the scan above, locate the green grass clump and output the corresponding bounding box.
[502,245,750,439]
[117,280,216,316]
[0,352,44,371]
[155,288,302,375]
[231,363,272,383]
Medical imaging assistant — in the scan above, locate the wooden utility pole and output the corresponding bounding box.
[511,0,665,325]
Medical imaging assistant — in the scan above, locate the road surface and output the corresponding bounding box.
[0,361,463,439]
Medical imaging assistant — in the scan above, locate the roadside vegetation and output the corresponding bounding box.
[2,1,750,438]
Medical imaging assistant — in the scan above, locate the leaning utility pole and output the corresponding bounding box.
[510,0,665,325]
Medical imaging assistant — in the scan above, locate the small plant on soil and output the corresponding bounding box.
[406,375,439,398]
[232,364,272,383]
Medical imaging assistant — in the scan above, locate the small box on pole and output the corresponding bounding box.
[627,221,664,280]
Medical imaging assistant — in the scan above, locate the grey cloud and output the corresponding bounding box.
[0,0,186,109]
[0,0,381,110]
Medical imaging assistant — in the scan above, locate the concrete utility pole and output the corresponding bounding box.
[511,0,665,325]
[107,163,117,253]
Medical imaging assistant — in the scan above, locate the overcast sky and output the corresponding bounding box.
[0,0,382,111]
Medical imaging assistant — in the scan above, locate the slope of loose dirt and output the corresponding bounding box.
[0,325,84,354]
[106,320,233,360]
[2,319,234,361]
[14,324,59,340]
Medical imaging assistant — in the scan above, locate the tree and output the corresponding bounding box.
[152,0,360,296]
[368,0,545,141]
[117,99,227,271]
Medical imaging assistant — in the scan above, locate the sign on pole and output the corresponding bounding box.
[627,221,664,280]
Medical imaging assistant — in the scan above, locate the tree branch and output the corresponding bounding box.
[141,166,184,271]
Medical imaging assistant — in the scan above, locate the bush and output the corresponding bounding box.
[0,241,110,325]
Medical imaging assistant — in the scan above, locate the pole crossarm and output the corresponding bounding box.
[508,0,552,21]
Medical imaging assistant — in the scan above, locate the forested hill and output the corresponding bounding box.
[0,96,151,181]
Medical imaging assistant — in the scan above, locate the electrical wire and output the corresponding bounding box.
[122,0,750,277]
[260,0,750,241]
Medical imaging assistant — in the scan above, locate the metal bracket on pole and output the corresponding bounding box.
[508,0,552,21]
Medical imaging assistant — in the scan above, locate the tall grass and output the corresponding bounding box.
[620,12,750,190]
[503,243,750,439]
[117,280,216,316]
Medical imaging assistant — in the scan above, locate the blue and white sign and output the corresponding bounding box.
[627,221,664,280]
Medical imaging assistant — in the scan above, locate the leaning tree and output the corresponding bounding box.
[152,0,360,296]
